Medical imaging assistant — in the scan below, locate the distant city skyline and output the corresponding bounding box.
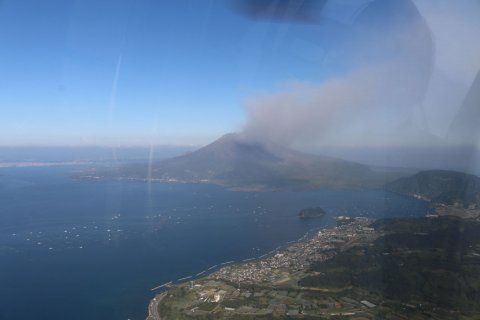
[0,0,479,148]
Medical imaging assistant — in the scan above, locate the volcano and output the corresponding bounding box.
[114,133,393,190]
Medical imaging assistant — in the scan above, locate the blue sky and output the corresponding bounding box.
[0,0,344,146]
[0,0,479,148]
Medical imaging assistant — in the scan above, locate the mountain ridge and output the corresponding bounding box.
[106,133,400,191]
[385,169,480,208]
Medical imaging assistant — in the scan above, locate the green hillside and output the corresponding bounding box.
[386,170,480,208]
[300,217,480,314]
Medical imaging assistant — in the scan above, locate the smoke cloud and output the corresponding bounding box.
[243,65,399,146]
[240,0,480,148]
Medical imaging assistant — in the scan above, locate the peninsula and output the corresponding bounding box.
[386,170,480,219]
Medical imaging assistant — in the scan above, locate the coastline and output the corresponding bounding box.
[148,225,324,291]
[146,217,373,319]
[147,292,166,320]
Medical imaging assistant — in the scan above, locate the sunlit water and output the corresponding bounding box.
[0,166,431,320]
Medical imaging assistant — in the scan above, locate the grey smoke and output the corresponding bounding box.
[242,65,393,146]
[241,0,480,148]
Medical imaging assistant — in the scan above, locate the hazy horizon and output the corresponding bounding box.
[2,139,479,176]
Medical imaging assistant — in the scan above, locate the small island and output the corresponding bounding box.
[298,207,326,219]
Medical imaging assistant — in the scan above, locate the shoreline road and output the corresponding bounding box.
[146,292,167,320]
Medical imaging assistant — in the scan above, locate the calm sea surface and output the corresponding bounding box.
[0,166,431,320]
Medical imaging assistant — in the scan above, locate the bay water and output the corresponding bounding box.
[0,166,430,320]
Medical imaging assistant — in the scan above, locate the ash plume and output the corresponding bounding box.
[238,0,480,148]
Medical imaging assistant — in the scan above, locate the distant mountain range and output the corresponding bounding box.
[386,170,480,209]
[100,133,402,191]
